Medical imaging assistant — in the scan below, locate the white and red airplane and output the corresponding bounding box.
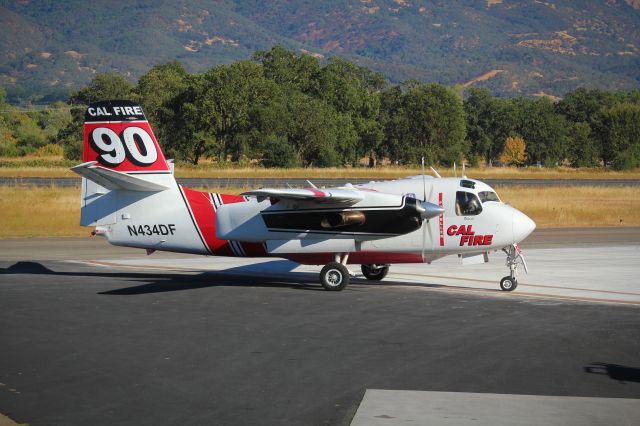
[73,100,535,291]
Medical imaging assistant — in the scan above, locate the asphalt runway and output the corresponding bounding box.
[1,229,639,425]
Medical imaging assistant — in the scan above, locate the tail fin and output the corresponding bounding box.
[76,100,174,227]
[83,100,170,173]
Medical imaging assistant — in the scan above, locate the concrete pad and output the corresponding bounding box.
[76,244,640,305]
[350,390,640,426]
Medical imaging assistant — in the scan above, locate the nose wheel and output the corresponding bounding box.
[500,244,527,292]
[500,276,517,291]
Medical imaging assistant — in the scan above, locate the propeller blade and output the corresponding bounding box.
[421,157,426,202]
[421,161,437,260]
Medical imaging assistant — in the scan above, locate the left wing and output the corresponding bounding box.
[242,187,364,205]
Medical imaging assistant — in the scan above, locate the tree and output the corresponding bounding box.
[314,57,384,165]
[499,136,527,166]
[70,73,135,105]
[381,83,466,165]
[464,88,514,165]
[136,61,189,143]
[285,93,349,167]
[510,97,569,166]
[260,135,299,168]
[568,122,598,167]
[254,45,320,94]
[555,88,615,165]
[161,74,217,164]
[600,103,640,170]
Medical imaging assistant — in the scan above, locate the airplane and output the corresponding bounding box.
[73,100,536,292]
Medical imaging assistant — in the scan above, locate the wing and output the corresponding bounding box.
[241,187,364,205]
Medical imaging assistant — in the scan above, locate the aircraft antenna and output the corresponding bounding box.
[454,162,457,177]
[430,167,441,178]
[462,162,466,178]
[306,180,318,189]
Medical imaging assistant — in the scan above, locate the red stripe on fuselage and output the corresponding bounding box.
[181,187,233,256]
[439,192,444,247]
[181,187,268,257]
[219,194,246,204]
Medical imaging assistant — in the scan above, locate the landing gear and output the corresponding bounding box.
[500,244,528,292]
[500,276,517,291]
[320,253,353,291]
[320,262,349,291]
[361,264,389,281]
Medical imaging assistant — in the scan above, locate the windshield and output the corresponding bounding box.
[478,191,500,203]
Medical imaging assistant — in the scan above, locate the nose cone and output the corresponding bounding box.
[513,209,536,243]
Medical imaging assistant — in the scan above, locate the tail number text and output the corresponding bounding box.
[128,224,176,237]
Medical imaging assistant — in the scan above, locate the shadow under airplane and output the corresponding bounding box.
[584,362,640,384]
[0,260,491,296]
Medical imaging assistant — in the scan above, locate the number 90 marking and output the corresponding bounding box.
[89,126,158,167]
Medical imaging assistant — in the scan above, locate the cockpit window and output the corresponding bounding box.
[456,191,483,216]
[460,180,476,189]
[478,191,500,203]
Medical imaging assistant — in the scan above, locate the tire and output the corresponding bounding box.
[361,264,389,281]
[320,262,349,291]
[500,276,518,292]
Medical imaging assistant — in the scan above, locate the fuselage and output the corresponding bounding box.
[100,175,535,265]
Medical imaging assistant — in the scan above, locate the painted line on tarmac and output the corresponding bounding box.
[394,272,640,296]
[72,259,202,273]
[389,282,640,306]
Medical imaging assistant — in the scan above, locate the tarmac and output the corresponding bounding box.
[0,228,639,425]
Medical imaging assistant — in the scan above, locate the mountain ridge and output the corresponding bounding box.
[1,0,638,102]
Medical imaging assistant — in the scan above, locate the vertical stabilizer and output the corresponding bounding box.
[77,100,175,226]
[83,100,170,173]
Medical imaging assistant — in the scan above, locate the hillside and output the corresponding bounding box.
[1,0,639,102]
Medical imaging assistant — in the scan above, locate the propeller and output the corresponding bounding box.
[419,158,445,261]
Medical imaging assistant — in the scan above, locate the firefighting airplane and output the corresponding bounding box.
[73,100,535,292]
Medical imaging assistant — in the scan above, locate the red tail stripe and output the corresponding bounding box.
[83,121,169,173]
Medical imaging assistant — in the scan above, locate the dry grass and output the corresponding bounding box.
[1,185,638,238]
[0,186,85,237]
[1,156,640,179]
[497,185,640,228]
[0,167,77,177]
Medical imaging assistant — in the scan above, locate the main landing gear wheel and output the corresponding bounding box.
[500,276,518,292]
[320,262,349,291]
[361,264,389,281]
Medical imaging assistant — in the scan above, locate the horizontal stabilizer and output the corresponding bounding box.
[242,187,364,205]
[71,161,168,192]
